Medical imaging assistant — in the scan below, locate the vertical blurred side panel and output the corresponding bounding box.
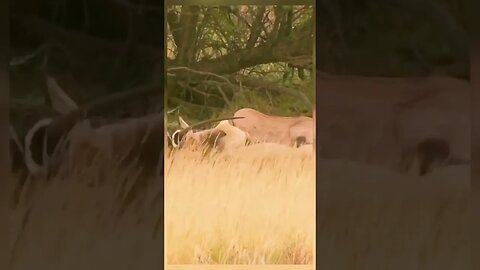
[471,40,480,270]
[9,1,164,269]
[317,0,469,269]
[0,0,11,268]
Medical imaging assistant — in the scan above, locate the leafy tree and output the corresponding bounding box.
[166,5,314,122]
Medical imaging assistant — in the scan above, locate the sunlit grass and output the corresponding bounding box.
[9,145,468,268]
[165,146,315,264]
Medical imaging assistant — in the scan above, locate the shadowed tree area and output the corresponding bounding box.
[166,5,314,128]
[10,0,164,135]
[316,0,469,78]
[9,0,474,137]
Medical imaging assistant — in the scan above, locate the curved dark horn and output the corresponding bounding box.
[175,116,245,137]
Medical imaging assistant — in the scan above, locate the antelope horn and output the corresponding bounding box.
[45,76,79,115]
[176,116,245,135]
[171,130,181,148]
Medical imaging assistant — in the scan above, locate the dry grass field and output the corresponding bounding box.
[8,146,469,269]
[317,161,469,270]
[9,162,163,270]
[165,146,316,264]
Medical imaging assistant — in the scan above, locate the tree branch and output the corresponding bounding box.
[175,30,313,76]
[230,75,312,107]
[168,97,223,111]
[177,6,200,64]
[246,6,266,49]
[166,8,182,48]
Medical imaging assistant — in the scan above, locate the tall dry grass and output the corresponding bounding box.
[317,161,469,270]
[165,146,316,264]
[9,157,163,270]
[8,144,469,269]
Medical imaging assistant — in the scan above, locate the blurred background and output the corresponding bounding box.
[10,0,164,137]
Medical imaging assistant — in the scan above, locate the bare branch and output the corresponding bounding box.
[177,6,201,64]
[230,75,312,108]
[215,84,233,107]
[246,6,266,49]
[172,30,312,76]
[168,66,237,89]
[168,97,223,111]
[167,8,182,48]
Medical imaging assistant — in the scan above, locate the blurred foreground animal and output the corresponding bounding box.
[18,84,165,180]
[316,71,470,176]
[25,114,165,179]
[10,77,165,212]
[395,107,469,176]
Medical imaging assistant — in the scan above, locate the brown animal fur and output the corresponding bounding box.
[232,108,314,146]
[316,71,470,172]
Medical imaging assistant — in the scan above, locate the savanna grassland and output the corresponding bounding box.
[316,161,469,270]
[165,146,315,264]
[8,148,469,269]
[9,161,163,270]
[165,144,469,268]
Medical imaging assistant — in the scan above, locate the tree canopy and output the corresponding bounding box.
[9,0,472,131]
[166,5,314,123]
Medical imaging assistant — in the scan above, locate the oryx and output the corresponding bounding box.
[231,108,314,146]
[171,114,315,154]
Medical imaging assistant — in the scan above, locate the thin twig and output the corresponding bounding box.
[215,85,232,107]
[168,66,237,89]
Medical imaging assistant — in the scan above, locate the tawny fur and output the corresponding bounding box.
[316,71,471,175]
[232,108,314,146]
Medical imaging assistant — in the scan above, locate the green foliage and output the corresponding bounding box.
[167,73,313,131]
[167,5,314,127]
